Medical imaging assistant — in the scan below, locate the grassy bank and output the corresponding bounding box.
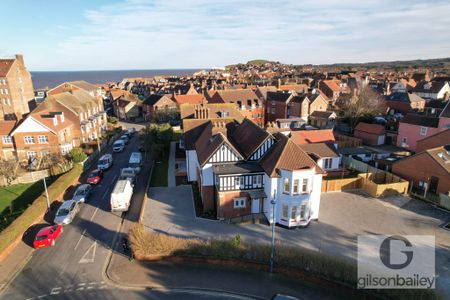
[150,148,169,187]
[129,224,440,300]
[0,165,82,253]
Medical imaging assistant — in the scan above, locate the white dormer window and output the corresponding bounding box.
[420,126,428,136]
[53,116,58,126]
[60,112,65,123]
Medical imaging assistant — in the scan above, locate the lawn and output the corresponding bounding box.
[150,147,169,187]
[0,182,45,215]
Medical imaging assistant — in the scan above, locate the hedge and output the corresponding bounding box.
[0,164,82,253]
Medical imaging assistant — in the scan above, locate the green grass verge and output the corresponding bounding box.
[150,148,169,187]
[0,164,82,253]
[0,183,45,214]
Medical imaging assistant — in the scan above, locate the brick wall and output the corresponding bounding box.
[217,191,251,219]
[14,132,60,160]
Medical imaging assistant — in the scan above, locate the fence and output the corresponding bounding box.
[0,169,50,186]
[358,173,409,197]
[334,133,363,148]
[321,177,362,193]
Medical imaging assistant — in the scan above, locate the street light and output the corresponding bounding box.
[269,189,277,273]
[43,177,50,212]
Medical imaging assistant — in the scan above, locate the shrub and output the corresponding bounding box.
[0,164,82,253]
[69,147,87,163]
[107,116,118,124]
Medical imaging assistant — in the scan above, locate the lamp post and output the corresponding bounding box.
[43,177,50,212]
[269,189,277,273]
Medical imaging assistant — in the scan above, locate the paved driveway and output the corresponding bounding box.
[144,186,450,296]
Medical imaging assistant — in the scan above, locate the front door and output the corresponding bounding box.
[251,198,260,214]
[429,176,439,194]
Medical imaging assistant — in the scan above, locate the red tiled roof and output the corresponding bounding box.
[175,94,206,105]
[355,122,385,135]
[0,59,15,77]
[0,120,17,135]
[322,80,341,92]
[290,129,335,145]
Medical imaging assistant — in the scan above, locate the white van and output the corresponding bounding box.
[113,140,125,152]
[98,154,113,170]
[110,180,133,212]
[128,152,142,173]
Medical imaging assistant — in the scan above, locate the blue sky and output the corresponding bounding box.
[1,0,450,71]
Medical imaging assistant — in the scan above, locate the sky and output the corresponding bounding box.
[1,0,450,71]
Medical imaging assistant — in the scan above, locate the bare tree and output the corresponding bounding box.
[0,159,18,185]
[339,83,386,133]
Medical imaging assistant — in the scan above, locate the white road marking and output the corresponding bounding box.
[74,229,87,250]
[90,206,99,221]
[76,287,85,291]
[37,295,47,299]
[50,287,61,295]
[77,283,86,286]
[79,241,97,264]
[25,298,34,300]
[88,282,97,285]
[87,286,95,290]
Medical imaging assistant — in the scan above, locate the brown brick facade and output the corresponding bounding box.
[217,191,251,219]
[13,132,60,160]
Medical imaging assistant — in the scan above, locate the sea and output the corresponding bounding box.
[30,69,202,89]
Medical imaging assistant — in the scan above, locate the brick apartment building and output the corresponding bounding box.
[0,54,35,120]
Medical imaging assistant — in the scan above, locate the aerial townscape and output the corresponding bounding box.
[0,1,449,300]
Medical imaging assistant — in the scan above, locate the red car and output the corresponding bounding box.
[87,169,103,184]
[33,225,63,248]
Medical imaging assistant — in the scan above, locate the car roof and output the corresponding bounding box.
[60,200,76,208]
[37,225,57,236]
[76,184,90,190]
[100,154,112,159]
[114,140,124,144]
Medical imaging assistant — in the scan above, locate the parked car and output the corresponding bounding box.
[72,184,92,203]
[373,116,387,125]
[119,134,129,144]
[393,112,404,120]
[119,167,138,186]
[98,154,113,170]
[113,140,126,152]
[128,152,142,174]
[33,225,63,248]
[87,169,103,185]
[54,200,80,225]
[127,127,136,137]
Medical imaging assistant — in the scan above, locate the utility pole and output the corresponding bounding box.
[269,189,277,273]
[43,177,50,212]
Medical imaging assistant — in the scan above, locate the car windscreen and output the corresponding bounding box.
[90,171,100,177]
[56,208,69,216]
[75,189,85,196]
[98,160,108,165]
[129,163,140,168]
[35,234,48,241]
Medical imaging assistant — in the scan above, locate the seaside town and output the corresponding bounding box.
[0,1,449,300]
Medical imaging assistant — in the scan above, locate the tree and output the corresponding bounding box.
[69,148,87,163]
[0,159,18,185]
[338,83,386,133]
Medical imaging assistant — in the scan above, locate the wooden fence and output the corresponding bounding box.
[0,169,50,186]
[358,173,409,197]
[321,177,362,193]
[334,133,363,148]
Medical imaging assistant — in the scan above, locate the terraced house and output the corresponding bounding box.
[183,118,323,227]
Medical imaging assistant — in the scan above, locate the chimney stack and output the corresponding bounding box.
[15,54,24,65]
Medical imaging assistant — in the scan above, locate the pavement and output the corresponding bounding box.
[142,186,450,297]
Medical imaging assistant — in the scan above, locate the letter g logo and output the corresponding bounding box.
[379,235,413,269]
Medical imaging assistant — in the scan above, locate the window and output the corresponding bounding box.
[402,137,407,143]
[252,175,261,186]
[282,204,288,219]
[0,89,3,94]
[271,108,275,114]
[2,135,12,144]
[235,177,243,189]
[4,89,8,95]
[24,136,35,144]
[293,179,299,194]
[300,204,307,220]
[301,178,308,193]
[258,113,262,118]
[283,178,290,193]
[271,100,275,106]
[233,197,246,208]
[324,158,332,169]
[7,98,10,106]
[420,126,428,136]
[38,135,48,144]
[291,206,297,219]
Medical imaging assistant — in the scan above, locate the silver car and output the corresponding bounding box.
[72,184,92,203]
[54,200,80,225]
